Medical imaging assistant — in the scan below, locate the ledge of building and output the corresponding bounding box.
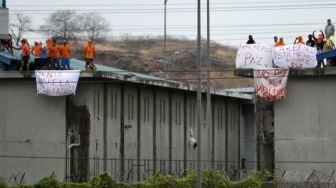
[235,67,336,77]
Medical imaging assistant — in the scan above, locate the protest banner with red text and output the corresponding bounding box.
[35,70,81,96]
[236,44,273,69]
[254,69,289,101]
[273,44,317,68]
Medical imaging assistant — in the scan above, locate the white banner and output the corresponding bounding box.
[236,44,273,69]
[35,70,81,96]
[273,44,317,68]
[254,69,289,101]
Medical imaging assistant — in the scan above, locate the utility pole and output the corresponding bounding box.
[196,0,202,187]
[206,0,213,168]
[164,0,168,78]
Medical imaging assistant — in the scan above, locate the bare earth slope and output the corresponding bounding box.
[72,38,252,90]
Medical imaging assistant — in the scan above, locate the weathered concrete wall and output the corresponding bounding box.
[240,104,257,171]
[274,77,336,177]
[0,80,66,183]
[0,8,8,39]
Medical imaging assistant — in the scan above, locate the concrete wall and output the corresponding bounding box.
[240,104,257,171]
[274,77,336,178]
[73,82,245,181]
[0,80,66,184]
[0,8,8,39]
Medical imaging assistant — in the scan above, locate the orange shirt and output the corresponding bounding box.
[275,41,285,47]
[60,44,71,58]
[31,44,42,58]
[85,44,95,59]
[49,44,60,58]
[21,43,30,56]
[46,39,52,57]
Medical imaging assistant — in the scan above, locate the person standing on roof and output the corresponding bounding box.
[294,36,305,45]
[246,35,256,44]
[60,40,71,70]
[325,19,335,39]
[273,36,278,46]
[49,39,60,70]
[275,37,285,46]
[306,34,315,47]
[20,38,30,71]
[84,40,96,71]
[31,41,42,70]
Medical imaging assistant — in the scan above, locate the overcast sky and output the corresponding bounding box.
[7,0,336,47]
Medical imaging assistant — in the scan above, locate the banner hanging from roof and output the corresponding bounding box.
[236,44,273,69]
[273,44,317,68]
[254,69,289,101]
[35,70,81,96]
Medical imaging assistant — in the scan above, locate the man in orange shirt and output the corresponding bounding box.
[84,40,96,71]
[275,37,285,47]
[31,41,42,70]
[20,38,30,71]
[49,39,60,70]
[60,40,71,70]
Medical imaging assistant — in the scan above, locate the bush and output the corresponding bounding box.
[0,180,7,188]
[34,176,61,188]
[87,173,116,188]
[233,170,272,188]
[62,182,89,188]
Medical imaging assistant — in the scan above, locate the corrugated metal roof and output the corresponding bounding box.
[223,87,255,94]
[0,49,179,84]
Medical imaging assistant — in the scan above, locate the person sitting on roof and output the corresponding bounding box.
[49,39,60,70]
[313,30,325,52]
[20,38,30,71]
[246,35,256,44]
[275,37,285,46]
[294,36,305,45]
[31,41,42,70]
[60,40,71,70]
[306,34,315,47]
[84,40,96,71]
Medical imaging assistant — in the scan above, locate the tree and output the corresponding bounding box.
[80,12,110,43]
[9,12,32,46]
[41,10,80,40]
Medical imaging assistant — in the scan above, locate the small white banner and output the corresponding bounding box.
[254,69,289,101]
[273,44,317,68]
[35,70,81,96]
[236,44,273,69]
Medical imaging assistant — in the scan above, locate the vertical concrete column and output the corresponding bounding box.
[225,101,229,171]
[103,83,107,172]
[168,90,172,174]
[137,87,141,181]
[152,89,157,175]
[120,84,125,181]
[183,93,187,173]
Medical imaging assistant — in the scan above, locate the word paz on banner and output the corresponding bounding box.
[236,44,273,69]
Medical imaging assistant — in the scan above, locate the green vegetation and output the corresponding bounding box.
[0,170,272,188]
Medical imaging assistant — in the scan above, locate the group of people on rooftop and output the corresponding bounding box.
[17,38,96,71]
[246,19,335,67]
[2,36,96,71]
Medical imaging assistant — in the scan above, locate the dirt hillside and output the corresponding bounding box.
[72,37,252,90]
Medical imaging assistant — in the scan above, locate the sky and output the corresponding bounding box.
[6,0,336,47]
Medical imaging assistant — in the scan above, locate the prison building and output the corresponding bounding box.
[0,55,255,184]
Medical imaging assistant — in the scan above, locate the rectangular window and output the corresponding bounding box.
[178,101,181,125]
[93,91,96,117]
[131,95,134,120]
[111,92,114,119]
[97,91,100,116]
[217,107,220,130]
[111,93,118,119]
[114,94,117,119]
[127,94,130,121]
